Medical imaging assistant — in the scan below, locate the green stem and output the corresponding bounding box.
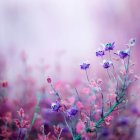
[57,129,63,140]
[63,115,74,140]
[24,95,40,140]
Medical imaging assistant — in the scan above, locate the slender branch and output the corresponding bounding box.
[58,129,63,140]
[63,114,74,140]
[109,51,119,90]
[75,88,81,101]
[51,84,62,100]
[100,92,104,118]
[85,70,90,83]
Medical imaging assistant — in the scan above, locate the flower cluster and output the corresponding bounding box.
[15,108,29,128]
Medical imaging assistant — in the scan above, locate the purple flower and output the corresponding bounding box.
[96,49,105,57]
[67,107,78,117]
[102,60,112,69]
[51,101,61,112]
[101,129,110,137]
[104,42,115,51]
[80,63,90,70]
[117,117,129,126]
[115,50,129,59]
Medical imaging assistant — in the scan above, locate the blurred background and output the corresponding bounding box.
[0,0,139,79]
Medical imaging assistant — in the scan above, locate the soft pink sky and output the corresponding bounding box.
[0,0,139,79]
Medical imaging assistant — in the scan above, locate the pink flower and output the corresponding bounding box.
[104,116,113,126]
[97,79,103,85]
[108,93,116,101]
[76,101,84,109]
[1,81,8,88]
[89,95,96,101]
[134,75,140,81]
[53,125,62,135]
[89,121,95,130]
[55,81,62,90]
[17,108,25,118]
[15,108,29,128]
[82,87,90,94]
[47,77,52,83]
[76,120,85,134]
[15,119,29,128]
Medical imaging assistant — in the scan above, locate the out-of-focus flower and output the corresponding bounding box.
[47,77,52,84]
[55,81,62,90]
[76,101,84,109]
[101,129,110,137]
[3,112,12,123]
[102,60,112,69]
[53,125,62,135]
[104,42,115,51]
[17,108,25,118]
[134,75,140,81]
[96,49,105,57]
[104,116,113,126]
[127,38,136,47]
[15,119,29,128]
[108,93,116,101]
[1,81,8,88]
[67,107,78,117]
[82,87,90,94]
[51,101,61,112]
[0,127,12,139]
[80,63,90,70]
[117,117,129,126]
[115,50,129,59]
[89,121,95,131]
[76,120,85,134]
[15,108,29,128]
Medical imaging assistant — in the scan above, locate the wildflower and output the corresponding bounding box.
[15,119,29,128]
[117,117,129,126]
[76,101,84,110]
[101,129,110,137]
[80,63,90,70]
[1,81,8,88]
[76,120,85,134]
[15,108,29,128]
[47,77,52,84]
[67,107,78,117]
[17,108,25,118]
[51,101,61,112]
[96,49,105,57]
[104,42,115,51]
[104,116,113,126]
[115,50,129,59]
[127,38,136,47]
[102,60,112,69]
[53,125,62,135]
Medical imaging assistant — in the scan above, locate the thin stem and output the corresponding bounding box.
[63,115,74,140]
[24,96,40,140]
[51,84,62,100]
[123,59,127,73]
[100,92,104,118]
[106,69,111,80]
[58,129,63,140]
[74,88,81,101]
[17,128,21,140]
[85,70,90,83]
[109,51,119,90]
